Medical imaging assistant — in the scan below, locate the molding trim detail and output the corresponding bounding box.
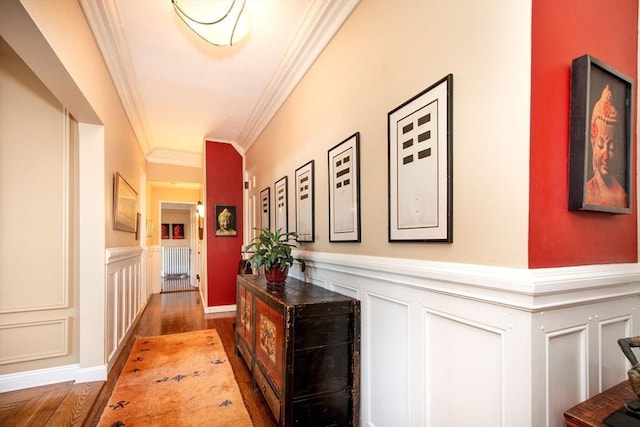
[105,246,143,264]
[204,304,236,314]
[0,319,69,365]
[79,0,152,155]
[146,148,202,168]
[232,0,360,150]
[0,364,80,393]
[294,251,640,311]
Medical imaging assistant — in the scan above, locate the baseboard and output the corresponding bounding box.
[0,364,78,392]
[75,364,107,383]
[204,304,236,314]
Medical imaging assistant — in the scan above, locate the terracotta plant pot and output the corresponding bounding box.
[265,266,289,284]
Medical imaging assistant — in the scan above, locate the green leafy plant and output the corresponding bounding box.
[244,228,306,274]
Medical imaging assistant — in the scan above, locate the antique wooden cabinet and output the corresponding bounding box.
[235,274,360,426]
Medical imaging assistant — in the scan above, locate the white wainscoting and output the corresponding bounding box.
[105,247,150,370]
[290,251,640,427]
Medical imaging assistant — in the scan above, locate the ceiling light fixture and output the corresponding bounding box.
[171,0,250,47]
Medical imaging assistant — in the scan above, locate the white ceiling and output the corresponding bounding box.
[80,0,358,167]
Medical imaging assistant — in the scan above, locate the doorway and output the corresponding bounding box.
[160,202,197,292]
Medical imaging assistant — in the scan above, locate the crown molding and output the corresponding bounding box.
[237,0,359,150]
[146,148,202,168]
[79,0,153,156]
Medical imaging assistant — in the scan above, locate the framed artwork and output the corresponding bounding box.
[113,172,137,233]
[161,223,170,239]
[328,132,361,242]
[135,213,141,240]
[172,223,185,239]
[568,54,633,214]
[274,176,288,233]
[388,74,453,242]
[295,160,315,242]
[215,205,238,236]
[260,187,270,230]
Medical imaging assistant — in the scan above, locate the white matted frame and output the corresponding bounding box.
[328,132,361,242]
[295,160,314,242]
[274,176,288,233]
[260,187,270,230]
[388,74,453,242]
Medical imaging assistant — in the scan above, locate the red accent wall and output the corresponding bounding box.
[205,141,244,306]
[529,0,638,268]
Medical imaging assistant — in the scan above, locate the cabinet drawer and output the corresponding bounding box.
[254,365,281,423]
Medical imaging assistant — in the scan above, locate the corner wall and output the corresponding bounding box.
[205,141,244,308]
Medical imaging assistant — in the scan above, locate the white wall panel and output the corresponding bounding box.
[599,316,632,390]
[290,252,639,427]
[105,247,146,370]
[546,326,587,427]
[367,293,410,427]
[425,310,504,427]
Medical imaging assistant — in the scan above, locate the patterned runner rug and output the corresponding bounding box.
[97,329,252,426]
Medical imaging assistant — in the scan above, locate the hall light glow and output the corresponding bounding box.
[171,0,250,46]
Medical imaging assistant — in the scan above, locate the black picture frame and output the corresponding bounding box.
[274,176,288,233]
[568,54,633,214]
[171,223,185,239]
[161,223,170,239]
[388,74,453,242]
[295,160,314,242]
[260,187,270,231]
[328,132,361,242]
[215,204,238,237]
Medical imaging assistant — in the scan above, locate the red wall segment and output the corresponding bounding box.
[205,141,244,307]
[529,0,638,268]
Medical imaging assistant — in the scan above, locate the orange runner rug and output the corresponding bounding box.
[97,329,252,426]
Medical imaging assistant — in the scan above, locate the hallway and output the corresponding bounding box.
[161,276,194,293]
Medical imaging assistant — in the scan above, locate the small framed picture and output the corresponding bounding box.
[388,74,453,242]
[215,205,238,236]
[113,172,137,233]
[172,223,185,239]
[260,187,270,230]
[295,160,314,242]
[161,223,170,239]
[568,54,633,214]
[328,132,361,242]
[274,176,288,233]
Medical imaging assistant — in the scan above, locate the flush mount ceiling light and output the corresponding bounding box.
[171,0,250,46]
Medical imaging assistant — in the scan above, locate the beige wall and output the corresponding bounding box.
[0,37,79,374]
[246,0,531,267]
[0,0,146,377]
[147,162,203,184]
[19,0,146,249]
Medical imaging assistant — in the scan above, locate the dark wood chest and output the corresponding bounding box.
[235,274,361,426]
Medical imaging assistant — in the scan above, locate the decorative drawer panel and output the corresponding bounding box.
[255,296,284,391]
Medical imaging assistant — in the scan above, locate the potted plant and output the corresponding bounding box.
[244,228,306,284]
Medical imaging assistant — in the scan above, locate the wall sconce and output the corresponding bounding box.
[197,201,204,240]
[171,0,251,47]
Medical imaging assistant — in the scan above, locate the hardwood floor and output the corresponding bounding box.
[0,290,277,427]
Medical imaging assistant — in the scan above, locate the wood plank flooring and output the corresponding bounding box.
[0,290,277,427]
